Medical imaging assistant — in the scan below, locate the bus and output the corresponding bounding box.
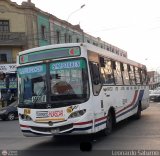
[17,43,149,137]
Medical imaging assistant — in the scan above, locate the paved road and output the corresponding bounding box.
[0,102,160,155]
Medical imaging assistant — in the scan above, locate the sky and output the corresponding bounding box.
[12,0,160,71]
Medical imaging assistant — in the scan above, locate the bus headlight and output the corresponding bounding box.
[19,114,32,121]
[68,109,86,119]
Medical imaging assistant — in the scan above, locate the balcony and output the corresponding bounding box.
[0,32,26,46]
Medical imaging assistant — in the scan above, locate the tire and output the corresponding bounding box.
[134,104,141,120]
[102,111,113,136]
[80,142,92,151]
[7,113,15,121]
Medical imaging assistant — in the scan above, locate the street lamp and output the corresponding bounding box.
[67,4,85,23]
[65,4,85,42]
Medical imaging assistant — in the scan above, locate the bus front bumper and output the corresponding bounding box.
[20,121,93,137]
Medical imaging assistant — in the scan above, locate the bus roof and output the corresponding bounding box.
[18,43,146,69]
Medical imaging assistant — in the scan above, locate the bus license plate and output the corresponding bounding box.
[51,128,59,134]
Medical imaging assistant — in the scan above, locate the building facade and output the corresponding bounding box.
[0,0,128,105]
[49,14,84,45]
[0,0,26,64]
[148,71,160,90]
[0,0,128,61]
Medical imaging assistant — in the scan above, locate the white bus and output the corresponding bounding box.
[17,43,149,137]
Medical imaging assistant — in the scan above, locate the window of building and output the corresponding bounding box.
[56,31,60,43]
[93,42,98,46]
[107,46,110,51]
[0,54,7,62]
[64,33,67,43]
[68,35,72,43]
[0,20,9,32]
[76,38,80,43]
[41,25,47,40]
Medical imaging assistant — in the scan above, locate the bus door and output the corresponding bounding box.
[89,62,104,120]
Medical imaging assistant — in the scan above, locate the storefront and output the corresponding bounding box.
[0,64,17,105]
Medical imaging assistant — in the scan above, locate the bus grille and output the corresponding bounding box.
[30,124,73,132]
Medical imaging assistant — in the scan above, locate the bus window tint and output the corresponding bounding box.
[122,63,130,85]
[113,61,123,85]
[18,64,47,104]
[90,62,102,95]
[135,67,141,85]
[141,69,147,85]
[100,59,114,85]
[128,65,136,85]
[49,59,89,101]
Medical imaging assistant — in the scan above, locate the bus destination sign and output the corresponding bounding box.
[19,47,81,64]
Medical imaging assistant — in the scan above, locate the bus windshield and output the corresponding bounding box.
[18,64,47,105]
[49,58,89,102]
[17,58,89,106]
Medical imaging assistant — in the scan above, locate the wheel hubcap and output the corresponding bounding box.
[8,114,15,120]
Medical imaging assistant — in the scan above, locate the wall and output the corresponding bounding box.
[12,47,21,62]
[37,14,50,46]
[52,22,83,44]
[0,1,26,32]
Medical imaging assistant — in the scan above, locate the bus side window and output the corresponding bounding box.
[128,65,136,85]
[139,68,143,85]
[89,61,101,95]
[100,59,115,85]
[122,63,130,85]
[113,61,123,85]
[141,69,147,85]
[135,67,141,85]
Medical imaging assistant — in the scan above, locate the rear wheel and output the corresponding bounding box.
[7,113,15,121]
[134,104,141,120]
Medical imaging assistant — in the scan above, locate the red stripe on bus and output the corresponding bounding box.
[74,120,92,125]
[74,116,107,126]
[116,90,138,114]
[95,116,107,122]
[20,124,30,128]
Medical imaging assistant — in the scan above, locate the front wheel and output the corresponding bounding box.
[102,111,113,136]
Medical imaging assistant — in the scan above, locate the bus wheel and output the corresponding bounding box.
[134,104,141,120]
[102,111,113,136]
